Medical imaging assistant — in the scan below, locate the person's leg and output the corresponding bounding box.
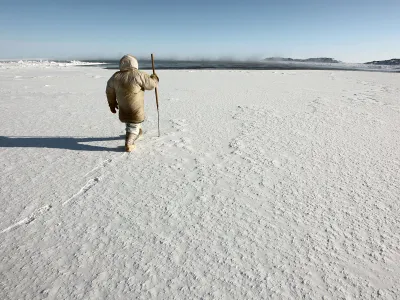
[125,123,142,152]
[126,123,141,135]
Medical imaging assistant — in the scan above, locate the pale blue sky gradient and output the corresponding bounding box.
[1,0,399,62]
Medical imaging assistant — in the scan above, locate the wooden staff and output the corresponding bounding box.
[151,53,160,137]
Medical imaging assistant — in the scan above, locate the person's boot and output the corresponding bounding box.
[125,132,137,152]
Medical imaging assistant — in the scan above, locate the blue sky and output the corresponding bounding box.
[0,0,399,62]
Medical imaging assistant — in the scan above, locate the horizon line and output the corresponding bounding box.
[0,56,399,64]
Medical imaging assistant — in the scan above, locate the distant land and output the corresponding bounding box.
[365,58,400,65]
[264,57,340,63]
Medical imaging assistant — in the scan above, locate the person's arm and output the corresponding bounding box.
[138,71,159,90]
[105,76,118,113]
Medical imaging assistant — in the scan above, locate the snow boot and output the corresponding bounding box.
[125,132,138,152]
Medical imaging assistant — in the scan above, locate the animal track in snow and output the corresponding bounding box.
[1,204,52,234]
[63,177,101,206]
[2,153,119,233]
[84,158,113,177]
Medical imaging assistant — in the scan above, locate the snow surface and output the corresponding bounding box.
[0,62,399,299]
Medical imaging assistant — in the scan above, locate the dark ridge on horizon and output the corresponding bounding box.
[365,58,400,65]
[264,57,341,63]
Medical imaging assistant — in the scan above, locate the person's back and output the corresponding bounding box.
[106,54,159,152]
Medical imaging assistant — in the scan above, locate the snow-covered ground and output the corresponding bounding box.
[0,60,107,68]
[0,62,399,299]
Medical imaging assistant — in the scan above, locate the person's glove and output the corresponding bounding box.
[150,74,159,82]
[110,103,118,114]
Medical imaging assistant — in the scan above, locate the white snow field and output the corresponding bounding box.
[0,62,399,299]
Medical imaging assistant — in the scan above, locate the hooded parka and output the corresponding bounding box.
[106,55,158,123]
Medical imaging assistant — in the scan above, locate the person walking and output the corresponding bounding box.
[106,54,159,152]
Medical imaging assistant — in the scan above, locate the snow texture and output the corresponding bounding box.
[0,62,399,299]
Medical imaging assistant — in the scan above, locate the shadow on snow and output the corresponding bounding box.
[0,136,125,152]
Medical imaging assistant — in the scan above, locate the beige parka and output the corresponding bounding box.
[106,55,158,123]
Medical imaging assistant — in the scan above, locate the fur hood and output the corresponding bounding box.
[119,54,139,71]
